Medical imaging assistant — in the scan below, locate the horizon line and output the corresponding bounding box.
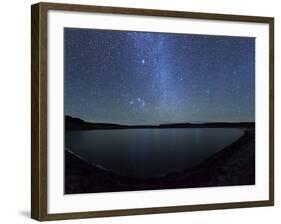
[65,115,255,126]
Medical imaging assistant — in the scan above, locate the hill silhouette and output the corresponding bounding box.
[65,115,255,131]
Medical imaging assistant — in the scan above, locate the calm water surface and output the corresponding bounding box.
[65,128,243,178]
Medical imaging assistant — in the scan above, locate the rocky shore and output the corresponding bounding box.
[65,130,255,194]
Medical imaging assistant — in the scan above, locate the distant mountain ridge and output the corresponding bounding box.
[65,115,255,131]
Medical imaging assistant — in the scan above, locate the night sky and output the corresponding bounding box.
[64,28,255,125]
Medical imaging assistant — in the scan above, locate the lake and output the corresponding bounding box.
[65,128,244,179]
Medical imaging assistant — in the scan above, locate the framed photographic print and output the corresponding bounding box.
[31,2,274,221]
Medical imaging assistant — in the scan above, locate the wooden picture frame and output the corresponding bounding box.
[31,2,274,221]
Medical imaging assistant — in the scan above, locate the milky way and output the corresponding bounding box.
[64,28,255,125]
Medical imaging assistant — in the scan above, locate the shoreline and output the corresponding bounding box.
[65,115,255,131]
[65,129,255,194]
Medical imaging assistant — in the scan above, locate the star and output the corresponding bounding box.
[136,97,146,108]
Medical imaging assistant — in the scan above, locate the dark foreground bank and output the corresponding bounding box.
[65,130,255,194]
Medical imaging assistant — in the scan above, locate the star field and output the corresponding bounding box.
[64,28,255,125]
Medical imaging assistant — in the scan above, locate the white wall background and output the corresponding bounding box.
[0,0,279,223]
